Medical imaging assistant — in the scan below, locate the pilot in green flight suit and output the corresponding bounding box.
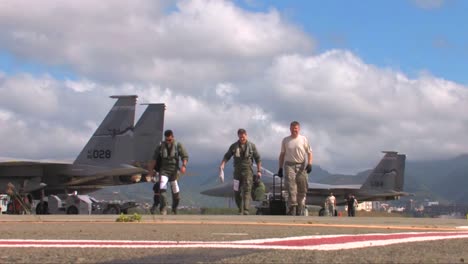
[148,129,188,215]
[219,129,262,215]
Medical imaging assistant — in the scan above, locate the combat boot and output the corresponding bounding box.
[172,193,180,215]
[160,207,167,215]
[296,205,304,216]
[150,205,156,215]
[288,206,297,216]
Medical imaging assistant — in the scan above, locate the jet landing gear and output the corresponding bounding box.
[319,208,325,216]
[103,205,121,215]
[36,188,49,214]
[35,201,49,215]
[318,208,337,216]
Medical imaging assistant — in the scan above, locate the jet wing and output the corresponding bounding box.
[308,182,362,190]
[65,164,147,178]
[357,190,414,199]
[0,160,68,167]
[0,161,45,167]
[200,182,232,197]
[307,183,362,197]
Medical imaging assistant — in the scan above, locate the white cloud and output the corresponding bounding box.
[0,73,59,116]
[0,109,13,121]
[65,79,96,92]
[0,1,467,174]
[0,0,313,86]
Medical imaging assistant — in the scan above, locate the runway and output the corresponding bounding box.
[1,214,467,263]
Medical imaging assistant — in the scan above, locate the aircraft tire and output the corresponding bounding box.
[7,202,14,214]
[104,205,121,215]
[35,202,49,215]
[318,208,325,216]
[67,206,79,214]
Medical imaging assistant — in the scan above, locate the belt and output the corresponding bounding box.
[284,161,304,165]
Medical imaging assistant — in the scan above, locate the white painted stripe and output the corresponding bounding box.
[232,231,451,244]
[310,235,468,251]
[1,232,468,251]
[211,233,249,236]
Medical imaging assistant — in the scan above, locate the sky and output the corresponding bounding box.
[1,0,467,174]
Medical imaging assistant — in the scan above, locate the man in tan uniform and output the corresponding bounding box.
[326,192,336,216]
[278,121,313,216]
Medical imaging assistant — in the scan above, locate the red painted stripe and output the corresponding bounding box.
[258,232,467,246]
[1,232,467,248]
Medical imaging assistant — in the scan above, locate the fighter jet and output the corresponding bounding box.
[0,95,165,213]
[201,151,411,215]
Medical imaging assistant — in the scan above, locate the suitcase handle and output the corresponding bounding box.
[272,174,283,200]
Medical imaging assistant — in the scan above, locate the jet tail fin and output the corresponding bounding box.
[133,103,165,165]
[73,95,137,166]
[361,151,406,191]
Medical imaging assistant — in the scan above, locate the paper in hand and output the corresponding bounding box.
[219,169,224,183]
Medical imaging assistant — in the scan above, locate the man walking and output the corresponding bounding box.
[219,129,262,215]
[147,130,189,215]
[326,192,336,216]
[347,194,358,217]
[278,121,313,216]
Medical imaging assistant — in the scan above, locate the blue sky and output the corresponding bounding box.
[2,0,467,84]
[0,52,76,80]
[1,0,468,173]
[237,0,468,84]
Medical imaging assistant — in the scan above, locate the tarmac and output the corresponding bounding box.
[1,214,468,263]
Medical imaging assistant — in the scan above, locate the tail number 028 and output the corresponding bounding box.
[87,149,112,159]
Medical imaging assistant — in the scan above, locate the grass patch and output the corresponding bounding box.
[116,213,142,222]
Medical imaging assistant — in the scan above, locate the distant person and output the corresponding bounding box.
[326,192,336,216]
[324,199,329,217]
[278,121,313,216]
[219,128,262,215]
[147,130,189,215]
[347,194,358,217]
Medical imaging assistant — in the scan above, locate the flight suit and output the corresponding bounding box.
[153,141,188,214]
[223,141,261,215]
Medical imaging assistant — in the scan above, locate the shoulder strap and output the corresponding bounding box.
[246,141,254,160]
[232,141,239,153]
[173,140,179,157]
[160,141,179,158]
[159,141,165,156]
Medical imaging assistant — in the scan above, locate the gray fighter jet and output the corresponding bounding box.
[201,151,411,215]
[0,95,165,213]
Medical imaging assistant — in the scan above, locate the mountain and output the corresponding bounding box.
[405,154,468,203]
[91,154,468,207]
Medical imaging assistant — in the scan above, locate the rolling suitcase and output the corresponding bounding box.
[269,174,287,215]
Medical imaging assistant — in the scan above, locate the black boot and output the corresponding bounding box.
[172,192,180,215]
